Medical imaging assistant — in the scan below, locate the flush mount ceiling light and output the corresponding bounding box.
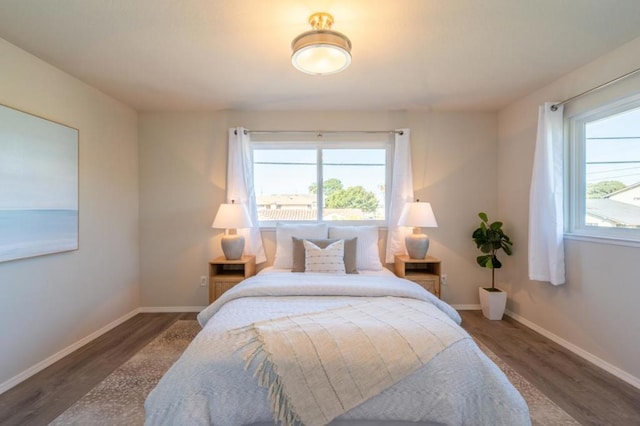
[291,12,352,76]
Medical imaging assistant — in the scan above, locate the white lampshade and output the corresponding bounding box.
[211,202,252,230]
[212,201,252,260]
[398,202,438,228]
[398,202,437,259]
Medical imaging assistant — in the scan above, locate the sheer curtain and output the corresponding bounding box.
[227,127,266,263]
[528,103,565,285]
[385,128,414,263]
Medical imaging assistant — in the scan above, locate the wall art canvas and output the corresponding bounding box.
[0,104,78,263]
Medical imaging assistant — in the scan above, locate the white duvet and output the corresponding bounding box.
[145,272,531,426]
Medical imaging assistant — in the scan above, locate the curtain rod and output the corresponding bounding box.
[235,129,403,136]
[550,66,640,111]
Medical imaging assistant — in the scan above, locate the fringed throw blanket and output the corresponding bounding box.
[235,297,469,426]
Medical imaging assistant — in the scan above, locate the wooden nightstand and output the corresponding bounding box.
[209,255,256,303]
[394,254,441,299]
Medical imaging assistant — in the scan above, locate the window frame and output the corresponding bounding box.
[251,139,393,228]
[566,92,640,245]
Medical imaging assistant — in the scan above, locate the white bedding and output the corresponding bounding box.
[145,272,530,426]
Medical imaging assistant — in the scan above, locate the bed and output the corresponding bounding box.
[145,225,530,425]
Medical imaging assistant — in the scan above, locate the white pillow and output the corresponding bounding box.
[303,239,346,274]
[273,223,329,269]
[328,225,382,270]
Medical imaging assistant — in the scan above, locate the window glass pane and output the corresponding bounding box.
[585,107,640,229]
[321,149,386,221]
[254,149,317,222]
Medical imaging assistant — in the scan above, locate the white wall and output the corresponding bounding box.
[138,110,498,308]
[498,36,640,383]
[0,38,139,387]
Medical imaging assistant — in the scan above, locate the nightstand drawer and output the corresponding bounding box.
[209,255,256,303]
[409,274,440,298]
[394,254,442,299]
[214,277,245,300]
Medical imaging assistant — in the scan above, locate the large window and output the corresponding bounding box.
[568,94,640,242]
[252,140,392,226]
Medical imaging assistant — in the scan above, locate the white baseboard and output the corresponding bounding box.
[0,306,204,395]
[451,304,481,310]
[139,306,205,313]
[0,307,141,396]
[505,310,640,390]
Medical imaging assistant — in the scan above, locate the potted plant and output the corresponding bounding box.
[472,212,513,320]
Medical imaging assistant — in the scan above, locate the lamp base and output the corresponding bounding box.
[221,234,245,260]
[405,230,429,259]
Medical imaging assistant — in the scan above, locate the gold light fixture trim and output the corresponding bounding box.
[291,12,352,76]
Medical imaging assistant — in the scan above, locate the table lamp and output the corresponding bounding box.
[211,200,252,260]
[398,201,438,259]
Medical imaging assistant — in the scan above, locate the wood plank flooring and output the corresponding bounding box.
[460,310,640,426]
[0,312,196,426]
[0,310,638,425]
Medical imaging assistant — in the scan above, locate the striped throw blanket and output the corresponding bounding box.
[235,297,469,426]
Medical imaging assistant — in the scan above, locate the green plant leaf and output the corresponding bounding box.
[502,243,513,255]
[477,255,492,267]
[472,228,484,240]
[472,212,513,270]
[480,243,493,253]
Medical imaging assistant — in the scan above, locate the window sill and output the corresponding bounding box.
[564,232,640,248]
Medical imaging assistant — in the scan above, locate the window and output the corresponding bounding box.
[252,139,392,226]
[567,94,640,242]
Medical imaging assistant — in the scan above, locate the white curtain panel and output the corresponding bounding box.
[528,103,565,285]
[385,128,414,263]
[227,127,267,263]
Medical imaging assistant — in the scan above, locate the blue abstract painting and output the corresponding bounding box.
[0,104,78,262]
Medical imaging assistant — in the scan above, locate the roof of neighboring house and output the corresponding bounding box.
[259,209,317,221]
[258,208,375,222]
[605,182,640,198]
[586,198,640,226]
[257,195,316,206]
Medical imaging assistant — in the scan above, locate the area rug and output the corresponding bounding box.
[50,320,579,426]
[49,320,200,426]
[473,340,580,426]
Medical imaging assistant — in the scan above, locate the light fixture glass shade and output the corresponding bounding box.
[291,13,352,75]
[398,202,438,228]
[211,202,252,230]
[292,32,351,75]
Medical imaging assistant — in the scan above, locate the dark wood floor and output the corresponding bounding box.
[1,310,639,426]
[460,310,640,426]
[0,312,197,426]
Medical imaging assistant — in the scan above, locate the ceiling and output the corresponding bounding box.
[1,0,640,112]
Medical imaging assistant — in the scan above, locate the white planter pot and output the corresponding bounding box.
[479,287,507,320]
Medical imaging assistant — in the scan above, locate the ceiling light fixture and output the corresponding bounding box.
[291,12,352,76]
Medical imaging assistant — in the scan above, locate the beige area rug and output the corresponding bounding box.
[473,340,580,426]
[49,320,201,426]
[50,320,579,426]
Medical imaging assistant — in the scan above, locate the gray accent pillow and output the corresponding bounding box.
[292,237,358,274]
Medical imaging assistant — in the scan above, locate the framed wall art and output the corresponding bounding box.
[0,103,78,263]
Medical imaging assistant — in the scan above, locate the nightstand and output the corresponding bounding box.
[394,254,441,298]
[209,255,256,303]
